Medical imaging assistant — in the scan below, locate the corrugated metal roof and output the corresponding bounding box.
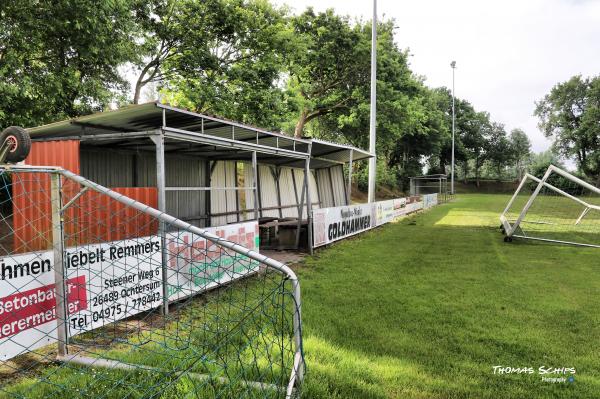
[27,102,372,168]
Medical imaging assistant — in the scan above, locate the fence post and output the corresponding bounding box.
[51,172,69,357]
[152,132,169,316]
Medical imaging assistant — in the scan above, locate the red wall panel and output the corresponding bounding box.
[12,141,81,253]
[12,141,158,253]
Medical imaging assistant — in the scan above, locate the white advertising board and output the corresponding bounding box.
[0,250,57,360]
[406,200,424,214]
[166,221,260,302]
[0,221,259,361]
[375,200,395,226]
[423,193,438,209]
[64,236,164,336]
[313,203,375,248]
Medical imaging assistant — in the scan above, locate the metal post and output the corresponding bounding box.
[295,170,306,250]
[509,167,553,236]
[367,0,377,203]
[252,151,259,221]
[305,150,313,255]
[347,149,353,205]
[451,61,456,195]
[152,133,169,316]
[51,173,68,357]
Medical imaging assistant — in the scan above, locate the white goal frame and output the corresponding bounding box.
[500,164,600,248]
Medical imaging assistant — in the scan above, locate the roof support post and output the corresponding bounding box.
[295,144,313,253]
[295,168,307,250]
[252,151,259,221]
[347,149,353,205]
[306,148,313,255]
[151,131,169,316]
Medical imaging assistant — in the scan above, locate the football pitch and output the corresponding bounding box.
[299,194,600,398]
[3,194,600,398]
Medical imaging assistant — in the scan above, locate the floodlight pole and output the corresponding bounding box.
[367,0,377,203]
[450,61,456,195]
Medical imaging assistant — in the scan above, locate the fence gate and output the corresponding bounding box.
[0,165,303,398]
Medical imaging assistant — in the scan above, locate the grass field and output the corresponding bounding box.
[298,194,600,398]
[3,194,600,398]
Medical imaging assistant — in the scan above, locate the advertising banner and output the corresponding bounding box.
[423,193,438,209]
[392,198,408,218]
[0,221,259,361]
[313,203,375,248]
[166,221,260,302]
[64,236,164,335]
[406,200,424,214]
[1,250,58,360]
[375,200,395,226]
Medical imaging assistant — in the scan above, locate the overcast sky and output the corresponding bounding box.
[274,0,600,155]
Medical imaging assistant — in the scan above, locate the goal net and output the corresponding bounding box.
[500,164,600,248]
[0,166,304,398]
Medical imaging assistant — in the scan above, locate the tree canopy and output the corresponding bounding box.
[535,75,600,182]
[0,0,139,127]
[0,0,549,189]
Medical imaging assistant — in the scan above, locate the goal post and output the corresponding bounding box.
[0,165,304,398]
[500,164,600,248]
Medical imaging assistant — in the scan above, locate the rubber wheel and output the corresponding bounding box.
[0,126,31,163]
[504,236,513,243]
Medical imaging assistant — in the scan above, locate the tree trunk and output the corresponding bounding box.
[133,80,143,105]
[294,110,309,138]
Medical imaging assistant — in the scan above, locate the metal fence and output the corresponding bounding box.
[409,174,452,203]
[0,165,303,398]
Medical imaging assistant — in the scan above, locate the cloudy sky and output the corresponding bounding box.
[274,0,600,154]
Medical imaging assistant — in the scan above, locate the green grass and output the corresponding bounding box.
[3,194,600,398]
[299,194,600,398]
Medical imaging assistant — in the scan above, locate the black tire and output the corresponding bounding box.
[0,126,31,163]
[504,236,512,243]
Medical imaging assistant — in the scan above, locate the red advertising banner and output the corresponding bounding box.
[0,275,87,339]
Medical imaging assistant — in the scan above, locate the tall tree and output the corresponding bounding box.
[535,75,600,182]
[157,0,293,129]
[0,0,139,128]
[313,20,445,187]
[486,122,512,180]
[288,8,369,138]
[509,128,531,180]
[462,111,492,186]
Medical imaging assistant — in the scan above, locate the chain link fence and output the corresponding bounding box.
[0,165,303,398]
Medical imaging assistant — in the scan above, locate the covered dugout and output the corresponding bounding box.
[22,102,371,252]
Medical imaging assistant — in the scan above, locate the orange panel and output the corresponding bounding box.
[69,188,159,245]
[12,141,158,252]
[12,141,80,253]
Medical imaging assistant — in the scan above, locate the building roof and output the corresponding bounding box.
[27,102,372,169]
